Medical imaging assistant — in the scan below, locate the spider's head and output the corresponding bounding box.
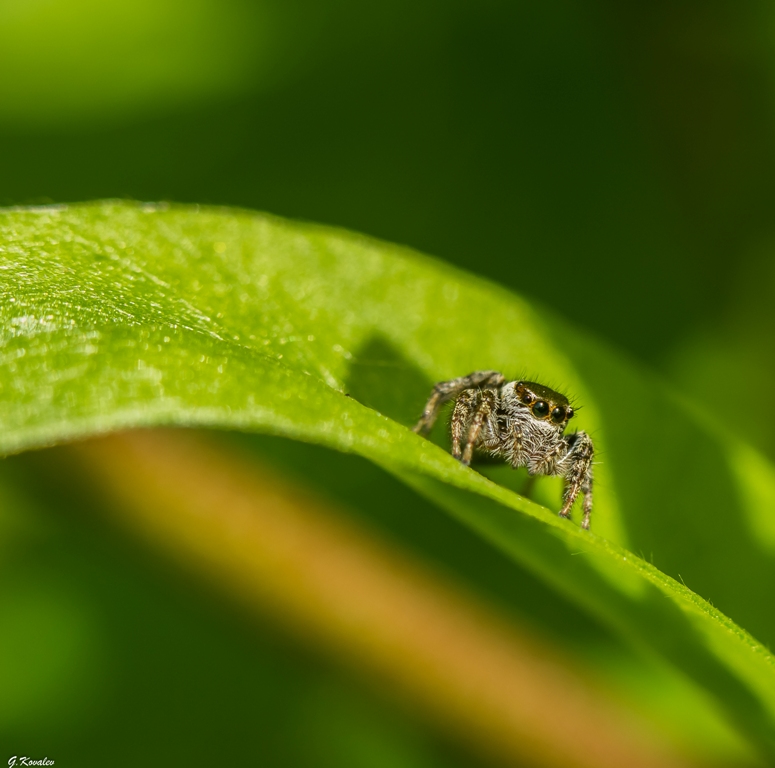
[514,381,574,428]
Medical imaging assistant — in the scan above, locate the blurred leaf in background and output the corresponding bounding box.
[669,245,775,460]
[0,452,479,768]
[0,0,300,129]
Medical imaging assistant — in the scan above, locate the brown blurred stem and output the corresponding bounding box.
[72,429,695,768]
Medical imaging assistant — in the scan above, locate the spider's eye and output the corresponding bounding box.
[520,390,534,405]
[566,407,574,420]
[551,406,566,424]
[532,400,549,418]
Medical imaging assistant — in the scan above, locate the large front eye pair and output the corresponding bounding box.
[550,406,566,424]
[532,400,549,418]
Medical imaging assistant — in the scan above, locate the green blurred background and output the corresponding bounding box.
[2,0,775,765]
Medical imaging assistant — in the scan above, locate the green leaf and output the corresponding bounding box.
[2,201,775,759]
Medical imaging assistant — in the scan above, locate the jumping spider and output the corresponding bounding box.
[414,371,594,529]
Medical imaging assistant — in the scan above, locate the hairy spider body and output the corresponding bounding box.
[414,371,594,529]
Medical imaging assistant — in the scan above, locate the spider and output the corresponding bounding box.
[413,371,594,529]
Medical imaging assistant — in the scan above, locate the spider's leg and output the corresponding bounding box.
[413,370,504,435]
[461,389,497,465]
[558,431,594,528]
[581,476,593,531]
[450,389,479,460]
